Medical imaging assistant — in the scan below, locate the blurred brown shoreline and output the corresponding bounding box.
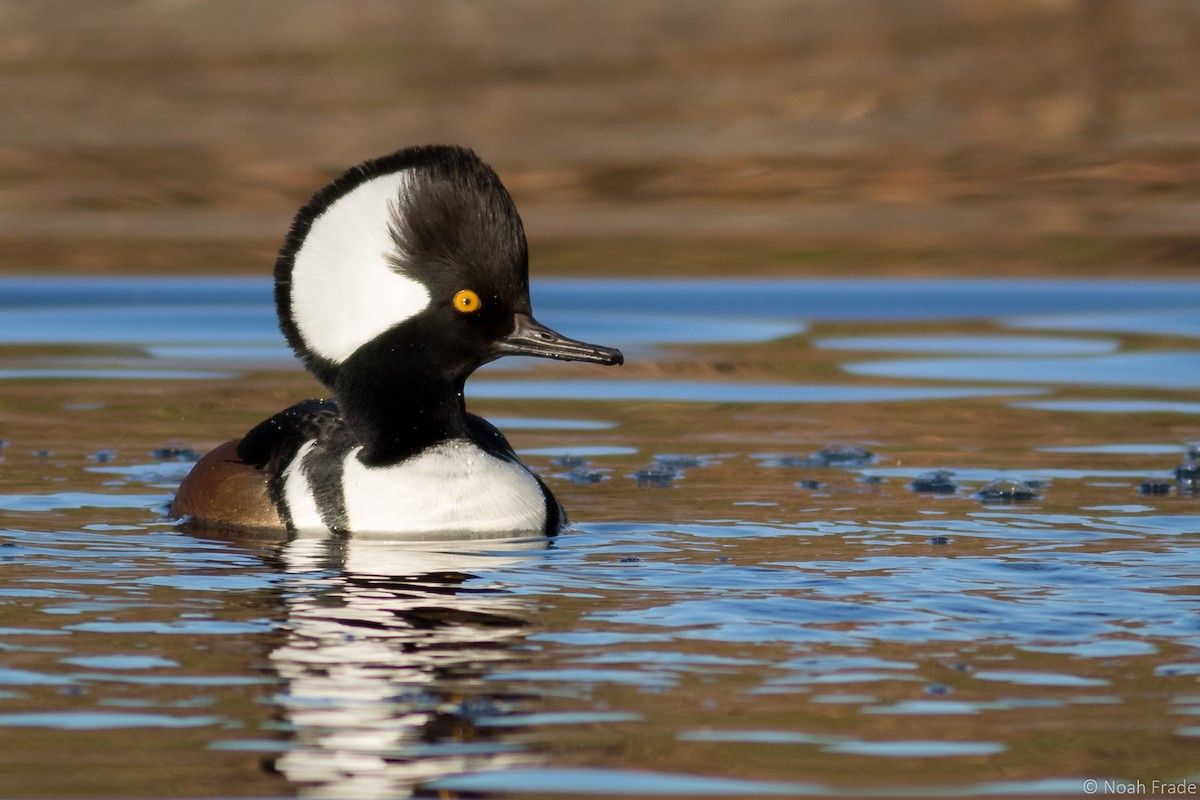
[2,0,1198,276]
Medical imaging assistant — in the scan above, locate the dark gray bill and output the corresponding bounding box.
[496,312,624,365]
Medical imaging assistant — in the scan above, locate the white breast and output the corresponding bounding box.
[285,439,549,535]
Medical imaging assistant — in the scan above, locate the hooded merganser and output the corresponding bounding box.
[171,145,623,535]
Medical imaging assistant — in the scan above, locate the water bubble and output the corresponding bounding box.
[632,465,677,488]
[909,470,958,494]
[563,468,606,485]
[976,478,1039,503]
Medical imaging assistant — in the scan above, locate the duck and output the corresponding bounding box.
[170,145,623,535]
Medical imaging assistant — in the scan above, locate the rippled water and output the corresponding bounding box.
[1,277,1198,798]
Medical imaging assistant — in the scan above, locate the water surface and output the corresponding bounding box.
[0,277,1198,798]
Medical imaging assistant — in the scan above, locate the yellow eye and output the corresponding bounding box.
[452,289,481,314]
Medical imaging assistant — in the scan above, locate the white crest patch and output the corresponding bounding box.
[289,171,431,364]
[341,440,548,535]
[281,440,331,534]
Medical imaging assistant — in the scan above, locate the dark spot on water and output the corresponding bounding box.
[460,696,506,717]
[31,449,53,458]
[631,454,716,486]
[715,556,732,564]
[424,711,478,740]
[927,535,952,545]
[858,475,885,485]
[975,478,1038,503]
[563,468,607,484]
[152,446,201,462]
[910,470,958,494]
[553,455,589,469]
[619,557,641,564]
[780,445,874,469]
[1175,462,1200,493]
[949,663,972,673]
[796,479,822,490]
[89,449,117,463]
[552,456,608,484]
[1140,481,1172,495]
[654,455,706,470]
[925,683,952,696]
[633,465,677,487]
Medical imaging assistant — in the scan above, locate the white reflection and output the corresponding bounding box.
[270,531,548,799]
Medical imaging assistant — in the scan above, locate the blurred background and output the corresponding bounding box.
[1,0,1198,277]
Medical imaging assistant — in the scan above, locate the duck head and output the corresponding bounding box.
[275,145,623,400]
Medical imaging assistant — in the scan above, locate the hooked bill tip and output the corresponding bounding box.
[498,313,624,366]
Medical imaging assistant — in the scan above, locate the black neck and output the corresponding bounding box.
[334,350,471,466]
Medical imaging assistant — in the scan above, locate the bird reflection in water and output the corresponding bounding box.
[225,528,548,798]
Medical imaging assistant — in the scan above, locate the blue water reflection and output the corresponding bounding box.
[534,278,1200,320]
[471,380,1044,404]
[1010,309,1200,339]
[4,276,1200,352]
[815,335,1118,355]
[1013,400,1200,415]
[5,278,1200,420]
[0,277,807,351]
[845,352,1200,390]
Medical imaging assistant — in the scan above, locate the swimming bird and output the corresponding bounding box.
[171,145,623,535]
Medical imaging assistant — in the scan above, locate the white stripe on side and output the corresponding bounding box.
[281,440,332,534]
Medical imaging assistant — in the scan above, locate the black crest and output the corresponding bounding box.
[273,145,529,388]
